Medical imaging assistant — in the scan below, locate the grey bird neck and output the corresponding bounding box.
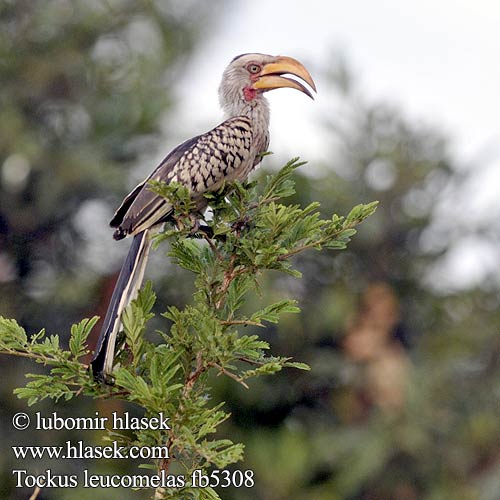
[221,95,270,131]
[244,98,270,144]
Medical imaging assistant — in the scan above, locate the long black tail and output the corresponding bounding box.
[91,230,153,381]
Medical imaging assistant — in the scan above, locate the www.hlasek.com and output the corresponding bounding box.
[12,440,169,460]
[11,411,254,489]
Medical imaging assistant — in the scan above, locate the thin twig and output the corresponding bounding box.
[248,195,280,211]
[29,486,41,500]
[201,230,224,261]
[238,357,268,366]
[183,351,205,395]
[93,390,130,399]
[219,319,264,328]
[157,352,206,486]
[209,362,249,389]
[0,349,56,364]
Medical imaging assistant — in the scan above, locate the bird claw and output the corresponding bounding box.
[173,213,199,234]
[187,215,200,235]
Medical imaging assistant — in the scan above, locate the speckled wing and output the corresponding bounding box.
[111,116,255,240]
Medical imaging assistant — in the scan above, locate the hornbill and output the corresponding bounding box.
[91,53,316,381]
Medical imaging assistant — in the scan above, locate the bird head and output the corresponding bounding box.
[219,53,316,116]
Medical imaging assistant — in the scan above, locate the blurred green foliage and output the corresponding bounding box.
[215,59,500,500]
[2,161,377,499]
[1,3,500,500]
[0,1,219,498]
[0,0,217,330]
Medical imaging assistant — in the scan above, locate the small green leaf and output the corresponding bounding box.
[285,361,311,371]
[69,316,99,358]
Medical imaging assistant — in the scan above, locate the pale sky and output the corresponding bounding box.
[176,0,499,157]
[171,0,500,291]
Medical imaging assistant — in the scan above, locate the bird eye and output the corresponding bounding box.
[247,63,261,74]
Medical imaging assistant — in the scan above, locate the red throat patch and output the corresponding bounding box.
[243,86,257,101]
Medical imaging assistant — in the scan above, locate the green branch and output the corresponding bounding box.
[0,158,377,500]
